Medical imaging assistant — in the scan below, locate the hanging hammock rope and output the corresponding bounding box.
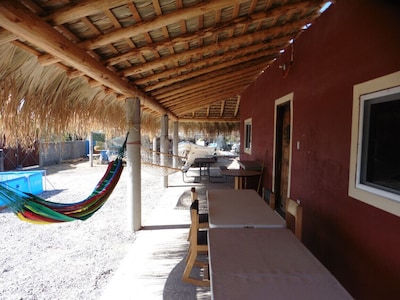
[0,135,128,224]
[140,147,186,176]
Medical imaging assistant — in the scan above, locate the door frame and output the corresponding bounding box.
[272,92,294,215]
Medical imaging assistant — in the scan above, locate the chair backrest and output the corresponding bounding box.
[286,198,302,241]
[191,187,197,202]
[189,200,200,242]
[190,187,197,202]
[268,192,276,210]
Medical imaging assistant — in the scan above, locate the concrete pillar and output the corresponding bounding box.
[152,136,157,164]
[173,121,179,168]
[126,97,141,231]
[160,114,169,188]
[89,132,94,167]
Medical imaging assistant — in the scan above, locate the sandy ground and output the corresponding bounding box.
[0,160,189,300]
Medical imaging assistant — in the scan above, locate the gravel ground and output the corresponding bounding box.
[0,160,175,300]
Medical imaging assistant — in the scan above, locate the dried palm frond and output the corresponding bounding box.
[0,44,127,148]
[0,43,238,150]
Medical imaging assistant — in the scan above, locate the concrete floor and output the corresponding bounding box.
[100,163,235,300]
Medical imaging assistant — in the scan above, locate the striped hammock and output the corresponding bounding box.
[0,137,127,224]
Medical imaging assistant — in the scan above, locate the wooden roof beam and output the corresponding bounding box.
[122,28,292,77]
[157,63,266,101]
[220,101,225,117]
[168,79,249,108]
[165,82,249,112]
[104,3,305,66]
[78,0,248,50]
[38,4,314,68]
[0,0,177,121]
[178,117,240,123]
[160,75,254,106]
[176,95,240,117]
[79,0,321,52]
[174,93,244,116]
[0,1,322,49]
[150,56,274,97]
[140,46,278,91]
[234,96,241,117]
[43,0,134,25]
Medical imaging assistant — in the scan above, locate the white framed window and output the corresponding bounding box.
[349,71,400,217]
[244,118,252,154]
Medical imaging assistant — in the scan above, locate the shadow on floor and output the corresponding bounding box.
[163,258,211,300]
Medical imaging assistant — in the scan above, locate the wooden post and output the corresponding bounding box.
[126,97,141,231]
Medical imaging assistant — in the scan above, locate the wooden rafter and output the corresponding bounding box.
[0,0,328,125]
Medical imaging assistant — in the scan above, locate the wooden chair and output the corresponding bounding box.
[286,198,303,241]
[265,189,276,210]
[182,200,210,287]
[187,187,209,241]
[191,187,209,228]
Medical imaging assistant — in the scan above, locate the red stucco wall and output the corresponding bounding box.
[239,0,400,298]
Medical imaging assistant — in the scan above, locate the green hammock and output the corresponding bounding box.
[0,137,127,224]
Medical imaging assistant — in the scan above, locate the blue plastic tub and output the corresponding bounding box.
[0,171,44,195]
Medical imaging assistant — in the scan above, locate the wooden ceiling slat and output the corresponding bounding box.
[220,101,225,117]
[163,74,256,107]
[79,0,248,50]
[234,96,241,117]
[0,0,328,124]
[43,0,134,25]
[155,60,268,99]
[178,117,240,123]
[165,73,256,105]
[163,81,245,107]
[121,17,306,79]
[0,0,176,120]
[173,92,244,116]
[143,50,276,94]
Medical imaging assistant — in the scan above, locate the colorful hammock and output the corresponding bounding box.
[0,137,127,224]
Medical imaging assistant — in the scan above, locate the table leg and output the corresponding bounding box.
[234,176,242,189]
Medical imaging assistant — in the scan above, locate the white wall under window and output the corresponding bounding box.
[349,71,400,217]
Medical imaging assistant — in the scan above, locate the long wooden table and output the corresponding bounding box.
[206,189,286,228]
[208,228,353,300]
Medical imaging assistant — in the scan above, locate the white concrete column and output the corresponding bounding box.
[89,132,94,167]
[126,97,141,231]
[173,121,179,168]
[160,114,169,188]
[152,136,157,164]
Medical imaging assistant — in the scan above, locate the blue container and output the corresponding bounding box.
[0,171,44,195]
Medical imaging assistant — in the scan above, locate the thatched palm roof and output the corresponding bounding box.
[0,0,330,147]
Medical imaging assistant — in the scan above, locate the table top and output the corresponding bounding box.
[237,160,262,170]
[194,157,217,164]
[206,189,286,228]
[208,228,353,300]
[219,168,261,177]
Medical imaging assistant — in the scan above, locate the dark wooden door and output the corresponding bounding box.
[274,102,291,217]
